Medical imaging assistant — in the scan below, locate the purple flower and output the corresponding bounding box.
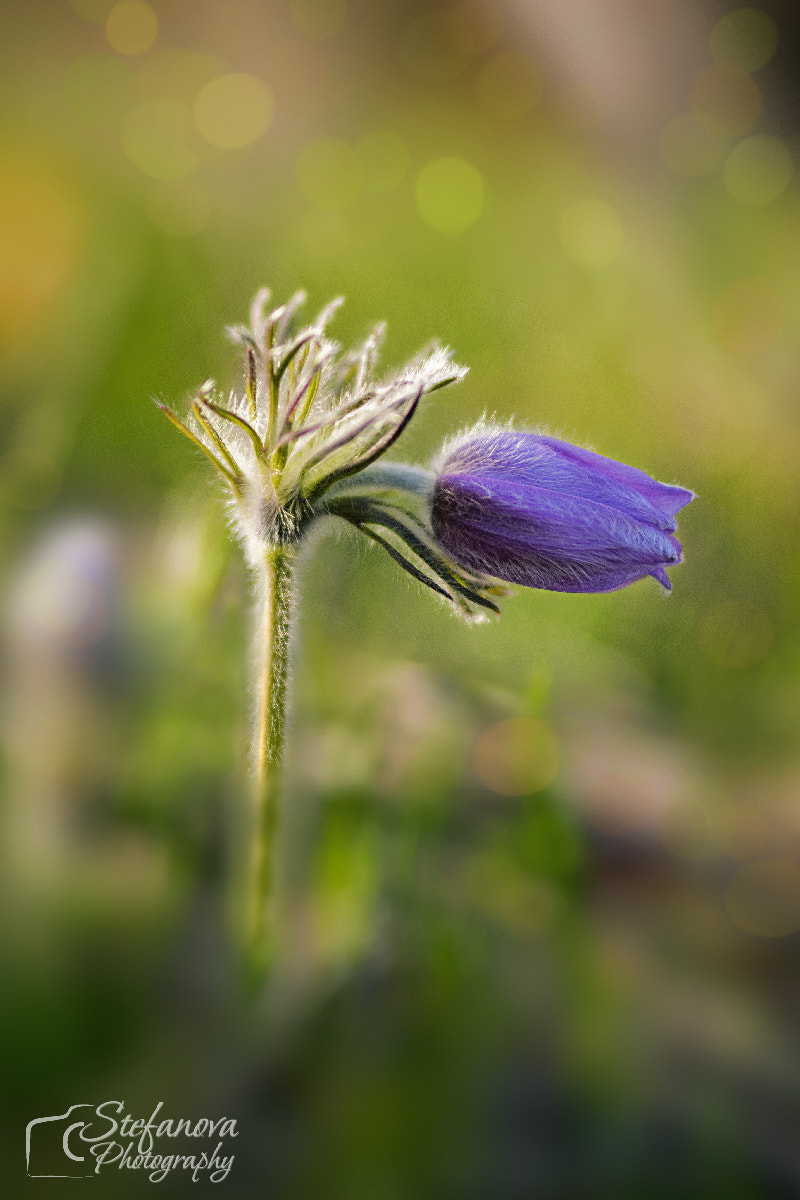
[430,427,694,594]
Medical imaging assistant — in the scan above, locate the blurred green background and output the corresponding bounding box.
[3,0,800,1195]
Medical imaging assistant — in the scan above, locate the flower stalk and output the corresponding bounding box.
[248,543,294,985]
[157,287,495,985]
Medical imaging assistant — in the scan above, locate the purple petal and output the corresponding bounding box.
[432,474,681,593]
[536,436,695,520]
[648,566,672,590]
[432,427,693,595]
[441,431,692,530]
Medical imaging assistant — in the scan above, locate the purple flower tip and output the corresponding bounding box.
[430,427,694,594]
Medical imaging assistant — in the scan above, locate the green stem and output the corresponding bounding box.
[247,543,295,986]
[325,462,434,499]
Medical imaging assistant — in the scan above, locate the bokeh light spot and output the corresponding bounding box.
[725,859,800,937]
[106,1,157,56]
[193,74,274,149]
[446,0,504,55]
[64,54,137,129]
[473,717,559,796]
[290,0,347,40]
[689,65,761,138]
[710,7,778,73]
[399,12,472,83]
[712,277,783,355]
[121,101,199,180]
[0,160,83,349]
[698,600,774,668]
[296,138,364,210]
[724,135,793,204]
[475,52,543,121]
[560,199,623,269]
[147,180,211,238]
[416,157,484,234]
[356,130,409,192]
[660,114,729,177]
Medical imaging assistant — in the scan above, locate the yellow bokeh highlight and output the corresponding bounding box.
[416,157,484,235]
[698,599,774,667]
[472,717,559,796]
[660,114,728,177]
[710,7,778,73]
[290,0,347,40]
[399,12,472,83]
[712,278,783,356]
[475,53,543,121]
[121,102,199,180]
[106,1,157,56]
[689,65,761,138]
[296,138,364,210]
[356,131,409,192]
[147,180,211,238]
[724,135,793,205]
[725,859,800,937]
[0,158,83,351]
[446,0,503,56]
[560,199,623,269]
[193,74,274,150]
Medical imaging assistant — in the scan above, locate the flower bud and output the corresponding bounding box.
[430,425,694,593]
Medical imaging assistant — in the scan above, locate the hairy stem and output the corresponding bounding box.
[247,543,295,986]
[325,461,434,499]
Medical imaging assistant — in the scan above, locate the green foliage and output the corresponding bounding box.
[1,2,797,1195]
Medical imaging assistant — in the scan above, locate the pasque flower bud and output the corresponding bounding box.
[430,425,694,593]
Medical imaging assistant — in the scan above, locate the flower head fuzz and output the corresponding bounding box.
[157,288,466,565]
